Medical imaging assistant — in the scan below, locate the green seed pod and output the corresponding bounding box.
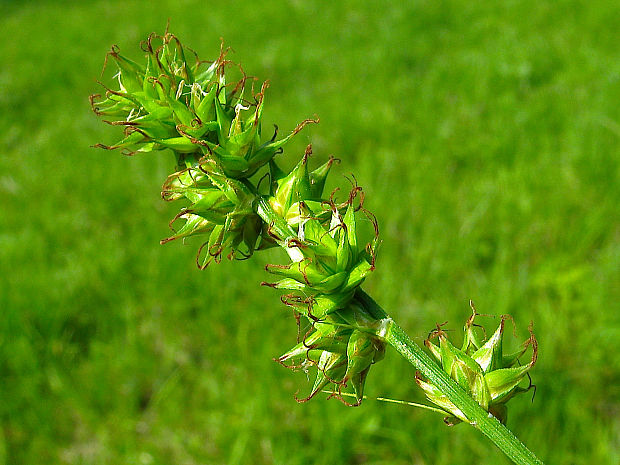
[417,309,537,425]
[343,330,385,404]
[304,351,349,402]
[277,325,352,366]
[91,32,316,178]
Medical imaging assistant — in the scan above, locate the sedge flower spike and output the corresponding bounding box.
[277,300,387,405]
[416,305,538,426]
[91,31,317,177]
[262,151,379,321]
[92,30,543,465]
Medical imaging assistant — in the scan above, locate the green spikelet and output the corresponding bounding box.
[416,305,538,425]
[91,32,317,178]
[160,160,261,267]
[263,148,378,321]
[277,301,387,406]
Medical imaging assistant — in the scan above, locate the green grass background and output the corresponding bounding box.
[1,0,619,463]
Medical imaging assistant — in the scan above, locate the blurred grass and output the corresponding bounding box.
[1,0,619,463]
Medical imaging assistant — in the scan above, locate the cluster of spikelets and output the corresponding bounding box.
[277,301,387,406]
[91,31,385,404]
[263,167,385,404]
[262,146,379,321]
[92,31,538,416]
[91,31,318,266]
[159,161,262,265]
[416,305,538,425]
[90,32,317,176]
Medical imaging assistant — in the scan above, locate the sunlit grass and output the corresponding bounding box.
[1,0,619,464]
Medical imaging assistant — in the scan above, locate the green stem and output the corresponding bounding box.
[322,390,448,415]
[355,290,543,465]
[255,197,542,464]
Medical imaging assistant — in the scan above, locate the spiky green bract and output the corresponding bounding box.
[91,31,316,178]
[416,308,538,426]
[277,300,387,405]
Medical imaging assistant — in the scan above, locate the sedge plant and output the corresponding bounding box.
[91,30,543,465]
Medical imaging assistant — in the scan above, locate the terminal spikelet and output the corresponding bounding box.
[91,31,317,266]
[91,31,316,178]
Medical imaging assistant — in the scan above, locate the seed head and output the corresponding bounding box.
[91,32,316,178]
[416,306,537,425]
[277,301,387,406]
[263,168,378,321]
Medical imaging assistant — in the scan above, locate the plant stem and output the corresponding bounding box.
[355,290,543,465]
[322,390,448,415]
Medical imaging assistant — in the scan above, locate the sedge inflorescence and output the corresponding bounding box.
[92,30,386,405]
[91,28,545,465]
[92,30,539,421]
